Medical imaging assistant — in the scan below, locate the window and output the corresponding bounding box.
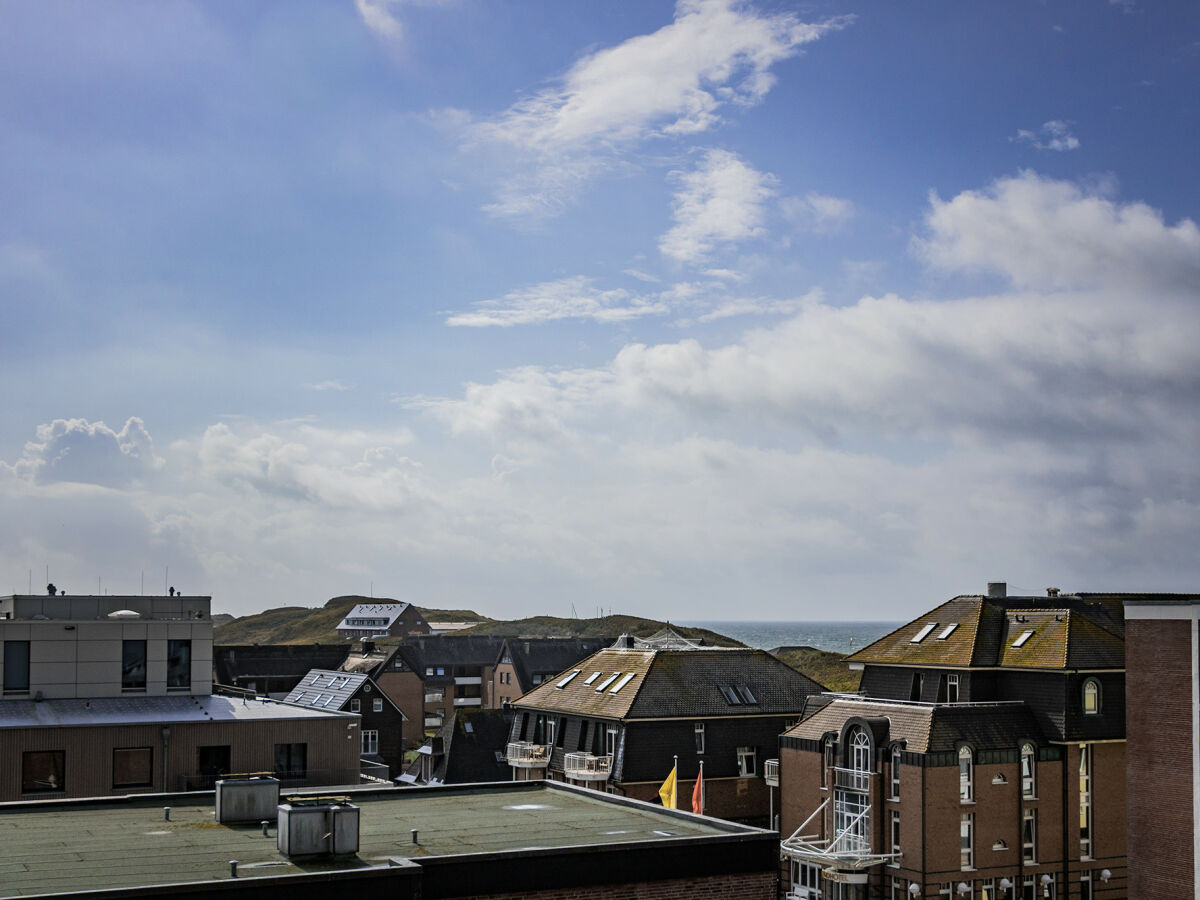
[22,751,65,793]
[545,717,557,746]
[274,743,307,779]
[911,622,937,643]
[610,673,636,694]
[532,674,543,685]
[890,746,901,799]
[555,717,567,748]
[979,879,995,900]
[1022,807,1037,863]
[166,639,191,690]
[947,673,960,703]
[1079,743,1092,858]
[909,671,924,702]
[890,809,901,862]
[1021,876,1036,900]
[594,673,620,692]
[736,684,757,704]
[719,685,742,705]
[737,746,757,777]
[351,699,361,712]
[373,698,383,713]
[694,722,706,754]
[1082,679,1101,715]
[121,640,147,692]
[961,812,974,869]
[1079,872,1092,900]
[822,738,833,788]
[1021,742,1037,798]
[791,861,822,898]
[112,748,152,788]
[850,728,871,774]
[605,726,618,757]
[361,729,379,755]
[1012,630,1034,648]
[937,623,959,640]
[583,671,602,685]
[556,670,581,689]
[959,746,974,802]
[3,640,30,694]
[425,667,433,676]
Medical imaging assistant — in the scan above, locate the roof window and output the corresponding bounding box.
[594,673,621,692]
[1012,630,1035,648]
[556,670,582,689]
[720,685,742,705]
[910,623,938,643]
[736,685,757,704]
[937,624,958,640]
[609,673,636,694]
[583,671,602,685]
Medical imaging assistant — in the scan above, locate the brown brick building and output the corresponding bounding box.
[779,584,1129,900]
[1124,596,1200,900]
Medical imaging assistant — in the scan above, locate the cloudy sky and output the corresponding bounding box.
[2,1,1198,620]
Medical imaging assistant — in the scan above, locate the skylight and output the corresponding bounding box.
[583,672,602,685]
[595,673,621,692]
[720,685,742,705]
[308,673,321,685]
[556,670,582,689]
[1012,630,1035,648]
[910,623,938,643]
[937,624,958,640]
[736,685,757,704]
[609,673,636,694]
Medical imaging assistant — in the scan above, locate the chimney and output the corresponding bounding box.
[1046,587,1060,598]
[987,582,1007,598]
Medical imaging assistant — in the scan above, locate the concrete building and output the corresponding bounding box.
[509,630,825,824]
[0,781,780,899]
[1123,595,1200,900]
[778,584,1129,900]
[0,594,360,800]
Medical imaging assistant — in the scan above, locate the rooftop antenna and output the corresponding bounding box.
[164,566,168,595]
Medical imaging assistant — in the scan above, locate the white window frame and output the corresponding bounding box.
[1079,743,1092,859]
[605,725,618,757]
[960,811,974,870]
[1082,679,1101,715]
[889,809,901,864]
[1023,807,1037,863]
[822,738,833,789]
[890,746,901,799]
[1021,742,1037,798]
[372,698,383,713]
[959,745,974,802]
[737,745,757,777]
[947,673,960,703]
[361,729,379,755]
[694,722,705,755]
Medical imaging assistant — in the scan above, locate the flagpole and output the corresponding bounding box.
[673,754,678,810]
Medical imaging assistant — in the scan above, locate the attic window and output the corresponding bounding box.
[720,685,742,705]
[322,694,336,707]
[310,693,323,706]
[937,624,958,640]
[583,672,602,685]
[308,673,321,685]
[736,685,757,704]
[609,673,636,694]
[556,670,582,689]
[1012,630,1035,648]
[594,673,621,692]
[910,623,937,643]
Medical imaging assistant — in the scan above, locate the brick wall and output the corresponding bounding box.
[1127,617,1193,899]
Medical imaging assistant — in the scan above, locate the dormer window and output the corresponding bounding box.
[910,623,937,643]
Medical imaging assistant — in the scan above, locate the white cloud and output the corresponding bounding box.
[356,0,454,42]
[304,380,352,392]
[917,170,1200,292]
[7,418,164,488]
[781,191,856,233]
[472,0,850,217]
[1011,120,1080,152]
[659,149,777,264]
[444,275,673,327]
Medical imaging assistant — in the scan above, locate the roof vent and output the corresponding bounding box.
[277,798,359,857]
[987,582,1007,598]
[107,609,142,619]
[1046,587,1060,598]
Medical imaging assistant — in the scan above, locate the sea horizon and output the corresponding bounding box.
[681,620,903,655]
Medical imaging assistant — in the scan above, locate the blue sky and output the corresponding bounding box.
[1,0,1198,619]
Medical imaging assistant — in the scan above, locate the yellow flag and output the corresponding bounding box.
[658,763,677,809]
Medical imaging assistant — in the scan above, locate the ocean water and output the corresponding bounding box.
[682,620,903,655]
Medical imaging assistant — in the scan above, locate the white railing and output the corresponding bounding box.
[454,675,482,685]
[506,741,551,767]
[563,752,612,781]
[424,716,443,728]
[424,692,444,703]
[764,758,779,786]
[453,696,482,707]
[834,767,871,792]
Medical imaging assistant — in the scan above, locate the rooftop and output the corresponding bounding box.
[0,782,756,897]
[0,694,356,729]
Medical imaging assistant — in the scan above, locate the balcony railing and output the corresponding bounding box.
[506,741,551,768]
[834,767,871,792]
[563,752,612,781]
[764,758,779,786]
[453,696,482,707]
[454,675,482,686]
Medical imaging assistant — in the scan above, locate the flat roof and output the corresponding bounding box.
[0,782,754,897]
[0,695,355,729]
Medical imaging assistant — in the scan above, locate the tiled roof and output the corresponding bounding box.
[503,637,614,690]
[282,669,369,712]
[212,644,349,686]
[785,698,1043,753]
[515,646,824,720]
[847,592,1129,671]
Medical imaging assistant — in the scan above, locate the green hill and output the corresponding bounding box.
[456,614,742,647]
[769,645,858,693]
[213,596,493,645]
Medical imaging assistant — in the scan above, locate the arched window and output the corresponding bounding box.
[1082,679,1101,715]
[959,745,974,802]
[850,727,871,773]
[1021,742,1036,798]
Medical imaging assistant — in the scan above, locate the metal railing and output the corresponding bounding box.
[563,752,612,780]
[506,741,551,767]
[834,767,871,792]
[764,758,779,786]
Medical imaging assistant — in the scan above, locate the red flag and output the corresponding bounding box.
[691,766,704,815]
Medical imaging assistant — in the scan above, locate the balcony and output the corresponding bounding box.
[453,696,482,707]
[506,741,551,768]
[424,692,444,703]
[424,716,444,728]
[454,675,482,686]
[834,767,871,792]
[764,758,779,787]
[563,752,612,782]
